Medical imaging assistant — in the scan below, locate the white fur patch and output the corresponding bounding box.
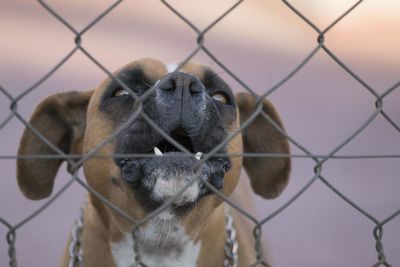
[166,63,179,73]
[151,169,200,205]
[111,212,200,267]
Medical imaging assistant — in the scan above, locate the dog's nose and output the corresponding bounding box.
[154,71,208,135]
[158,72,204,94]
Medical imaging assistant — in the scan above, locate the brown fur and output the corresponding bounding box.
[17,91,92,199]
[236,92,291,199]
[17,59,290,266]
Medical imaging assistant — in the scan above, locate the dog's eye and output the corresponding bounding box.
[211,93,227,104]
[112,88,130,97]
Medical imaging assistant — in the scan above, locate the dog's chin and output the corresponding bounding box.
[117,151,230,213]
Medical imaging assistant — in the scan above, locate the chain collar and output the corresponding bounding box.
[224,205,239,267]
[69,202,238,267]
[68,199,85,267]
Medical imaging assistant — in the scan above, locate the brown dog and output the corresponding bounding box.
[17,58,290,267]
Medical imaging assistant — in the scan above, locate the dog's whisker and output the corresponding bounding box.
[152,219,167,258]
[162,219,172,249]
[223,126,239,131]
[205,59,227,78]
[209,100,226,126]
[142,217,163,249]
[87,112,131,125]
[141,80,153,89]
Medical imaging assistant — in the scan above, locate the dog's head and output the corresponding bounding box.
[17,58,290,238]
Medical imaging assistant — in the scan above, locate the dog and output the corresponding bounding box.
[16,58,290,267]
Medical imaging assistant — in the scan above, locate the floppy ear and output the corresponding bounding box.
[17,91,93,200]
[236,92,291,199]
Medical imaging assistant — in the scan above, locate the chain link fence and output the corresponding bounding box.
[1,1,399,266]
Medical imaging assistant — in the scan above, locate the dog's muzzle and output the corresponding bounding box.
[115,72,231,210]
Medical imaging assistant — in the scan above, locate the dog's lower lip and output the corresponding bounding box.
[118,153,231,212]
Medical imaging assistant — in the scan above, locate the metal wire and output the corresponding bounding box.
[1,0,399,266]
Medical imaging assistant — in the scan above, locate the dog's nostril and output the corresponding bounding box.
[188,80,202,94]
[158,73,204,94]
[158,79,175,91]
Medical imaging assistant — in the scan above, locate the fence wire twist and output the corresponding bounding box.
[1,1,399,267]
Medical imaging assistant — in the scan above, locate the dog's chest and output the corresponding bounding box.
[110,214,201,267]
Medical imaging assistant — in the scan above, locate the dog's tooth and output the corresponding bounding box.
[195,152,202,160]
[154,146,163,156]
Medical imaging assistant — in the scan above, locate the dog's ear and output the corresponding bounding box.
[17,91,93,200]
[236,92,291,199]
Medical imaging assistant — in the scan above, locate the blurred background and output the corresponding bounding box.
[0,0,399,266]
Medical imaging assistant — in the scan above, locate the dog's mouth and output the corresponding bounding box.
[116,126,230,212]
[152,127,200,158]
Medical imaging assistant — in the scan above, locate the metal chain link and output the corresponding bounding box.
[67,203,238,266]
[372,226,392,267]
[131,229,147,267]
[0,0,399,266]
[6,231,17,267]
[224,205,238,267]
[68,200,85,267]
